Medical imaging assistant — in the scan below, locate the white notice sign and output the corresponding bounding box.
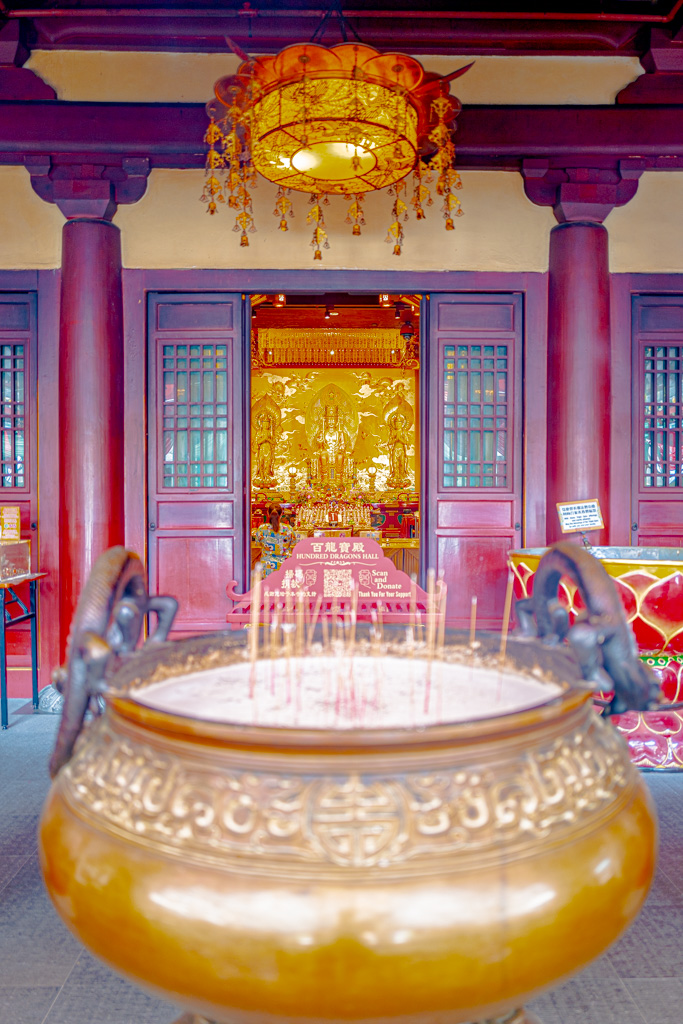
[556,499,604,534]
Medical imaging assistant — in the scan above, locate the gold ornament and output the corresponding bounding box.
[203,44,472,260]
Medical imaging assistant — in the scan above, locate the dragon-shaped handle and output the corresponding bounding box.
[49,546,178,777]
[515,542,660,716]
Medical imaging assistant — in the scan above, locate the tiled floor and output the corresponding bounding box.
[1,700,681,1024]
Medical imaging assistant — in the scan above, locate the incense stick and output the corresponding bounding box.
[285,588,294,704]
[306,593,323,649]
[349,579,358,650]
[410,573,417,646]
[424,569,437,712]
[499,571,514,663]
[321,604,329,650]
[469,595,478,647]
[496,572,515,703]
[437,574,446,658]
[295,587,305,657]
[269,608,279,694]
[426,568,436,659]
[249,565,262,696]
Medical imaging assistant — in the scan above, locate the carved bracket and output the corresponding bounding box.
[25,156,151,220]
[522,158,645,224]
[0,22,56,101]
[618,28,683,105]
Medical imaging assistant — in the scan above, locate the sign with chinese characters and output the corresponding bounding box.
[262,536,414,602]
[0,505,21,539]
[556,499,604,534]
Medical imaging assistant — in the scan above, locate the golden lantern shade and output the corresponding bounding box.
[202,43,469,258]
[250,79,418,195]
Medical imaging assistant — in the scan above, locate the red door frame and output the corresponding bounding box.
[123,269,549,601]
[0,271,61,696]
[6,265,677,696]
[611,273,683,546]
[0,267,548,698]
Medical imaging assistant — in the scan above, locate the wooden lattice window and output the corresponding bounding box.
[442,342,509,488]
[642,344,683,488]
[162,342,229,488]
[0,342,25,488]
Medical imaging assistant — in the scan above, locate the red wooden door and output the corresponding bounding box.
[632,295,683,546]
[0,293,38,665]
[426,293,523,629]
[147,292,248,634]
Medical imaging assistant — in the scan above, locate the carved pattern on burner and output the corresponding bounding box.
[60,716,631,870]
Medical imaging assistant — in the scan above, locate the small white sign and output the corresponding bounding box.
[0,505,21,540]
[556,499,604,534]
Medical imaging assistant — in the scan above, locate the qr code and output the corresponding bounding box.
[323,568,353,598]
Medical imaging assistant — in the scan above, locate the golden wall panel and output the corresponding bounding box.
[251,366,417,496]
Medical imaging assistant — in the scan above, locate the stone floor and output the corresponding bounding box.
[0,699,681,1024]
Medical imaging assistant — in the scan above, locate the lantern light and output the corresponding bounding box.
[201,43,472,260]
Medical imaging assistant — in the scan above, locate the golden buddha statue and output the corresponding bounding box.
[315,402,349,484]
[252,391,282,488]
[306,383,359,489]
[384,392,414,490]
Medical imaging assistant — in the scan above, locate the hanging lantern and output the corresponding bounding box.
[202,43,471,260]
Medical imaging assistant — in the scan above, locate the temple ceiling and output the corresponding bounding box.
[0,1,681,56]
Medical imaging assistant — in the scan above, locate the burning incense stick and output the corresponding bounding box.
[469,595,478,647]
[426,568,437,659]
[437,574,446,658]
[249,565,262,695]
[349,579,358,649]
[269,608,280,693]
[306,594,323,649]
[285,588,294,654]
[295,589,305,658]
[500,571,514,663]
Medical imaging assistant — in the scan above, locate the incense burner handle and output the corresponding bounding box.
[49,546,178,777]
[515,541,660,716]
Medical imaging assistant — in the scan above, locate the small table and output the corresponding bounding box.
[0,572,47,730]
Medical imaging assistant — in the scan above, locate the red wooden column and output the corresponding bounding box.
[59,219,124,650]
[28,157,150,655]
[545,221,611,542]
[523,159,644,544]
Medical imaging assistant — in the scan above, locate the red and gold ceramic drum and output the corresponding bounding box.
[510,545,683,769]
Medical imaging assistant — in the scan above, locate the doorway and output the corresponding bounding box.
[249,292,421,579]
[142,281,525,632]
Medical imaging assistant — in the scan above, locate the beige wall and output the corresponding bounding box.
[0,167,62,268]
[609,173,683,274]
[27,50,642,105]
[0,51,680,275]
[116,168,554,272]
[4,164,683,275]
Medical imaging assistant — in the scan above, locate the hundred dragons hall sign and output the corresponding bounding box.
[226,538,439,625]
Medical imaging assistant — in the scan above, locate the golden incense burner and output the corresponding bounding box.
[40,544,658,1024]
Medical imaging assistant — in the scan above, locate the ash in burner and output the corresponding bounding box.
[131,653,561,730]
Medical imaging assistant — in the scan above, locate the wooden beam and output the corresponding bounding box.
[0,102,682,170]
